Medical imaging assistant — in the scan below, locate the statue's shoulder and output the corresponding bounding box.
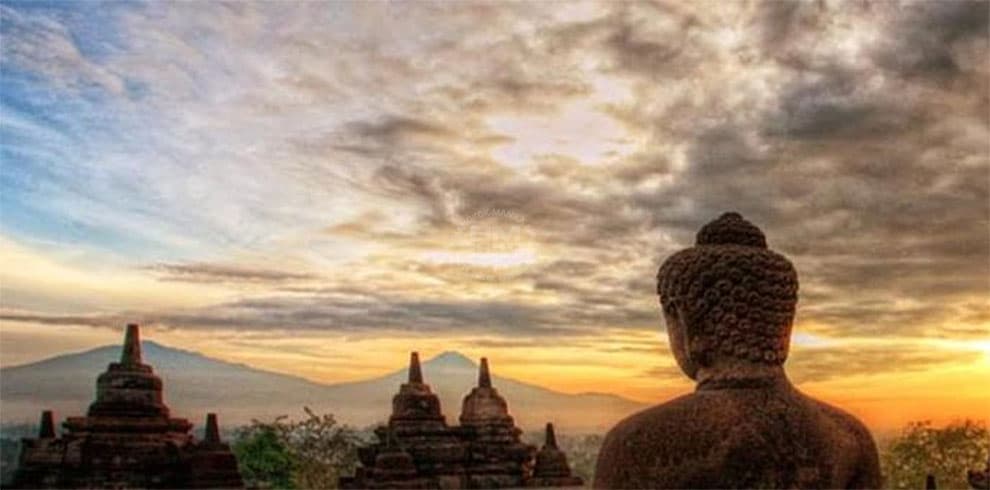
[802,394,874,444]
[799,392,882,488]
[594,393,739,489]
[604,391,735,439]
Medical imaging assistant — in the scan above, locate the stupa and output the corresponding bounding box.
[388,352,470,486]
[11,324,244,489]
[361,428,433,489]
[459,358,536,488]
[347,352,468,489]
[342,352,580,489]
[527,424,583,487]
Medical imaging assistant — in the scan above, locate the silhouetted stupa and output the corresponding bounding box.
[11,324,244,489]
[342,352,582,489]
[527,423,583,487]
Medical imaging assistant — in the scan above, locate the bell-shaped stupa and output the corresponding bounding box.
[527,423,583,487]
[11,324,243,489]
[352,352,468,488]
[460,358,513,425]
[459,358,535,488]
[390,352,448,432]
[80,323,179,423]
[344,351,585,489]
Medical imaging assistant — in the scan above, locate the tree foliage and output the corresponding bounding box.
[232,408,361,489]
[565,433,604,486]
[232,415,990,489]
[233,421,296,489]
[881,419,989,489]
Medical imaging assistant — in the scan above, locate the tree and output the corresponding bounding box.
[233,420,296,489]
[279,407,361,489]
[559,433,604,485]
[232,408,361,489]
[881,419,989,489]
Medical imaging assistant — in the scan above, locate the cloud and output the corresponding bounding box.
[347,116,455,148]
[639,364,685,383]
[146,263,315,283]
[873,1,989,80]
[0,311,123,328]
[788,343,985,384]
[1,0,987,353]
[1,294,592,340]
[0,4,126,94]
[640,342,986,386]
[764,68,925,140]
[751,1,817,52]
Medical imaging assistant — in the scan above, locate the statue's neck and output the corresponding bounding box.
[694,359,788,391]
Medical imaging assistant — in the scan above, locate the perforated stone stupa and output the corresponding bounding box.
[342,353,583,489]
[11,324,244,489]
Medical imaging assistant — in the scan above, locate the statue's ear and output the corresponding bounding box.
[679,307,713,367]
[687,337,713,367]
[661,296,675,315]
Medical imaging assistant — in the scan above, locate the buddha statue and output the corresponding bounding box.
[594,212,881,489]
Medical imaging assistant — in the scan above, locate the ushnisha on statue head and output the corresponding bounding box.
[656,212,799,380]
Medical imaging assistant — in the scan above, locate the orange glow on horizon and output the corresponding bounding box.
[3,320,987,434]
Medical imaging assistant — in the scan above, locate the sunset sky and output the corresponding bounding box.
[1,1,988,432]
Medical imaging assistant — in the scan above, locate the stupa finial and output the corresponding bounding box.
[478,357,492,388]
[408,352,423,383]
[205,413,221,444]
[544,422,558,449]
[121,323,142,365]
[39,410,55,439]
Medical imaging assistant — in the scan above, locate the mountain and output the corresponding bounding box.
[0,342,646,433]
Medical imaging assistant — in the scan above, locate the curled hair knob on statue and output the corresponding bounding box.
[657,212,798,378]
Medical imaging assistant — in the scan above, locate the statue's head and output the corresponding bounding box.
[657,212,798,380]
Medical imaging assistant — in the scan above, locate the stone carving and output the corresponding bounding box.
[11,324,243,489]
[594,212,882,489]
[342,353,580,489]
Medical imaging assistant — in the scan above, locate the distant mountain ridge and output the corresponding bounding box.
[0,342,646,433]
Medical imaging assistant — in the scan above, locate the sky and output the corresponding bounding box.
[1,1,988,432]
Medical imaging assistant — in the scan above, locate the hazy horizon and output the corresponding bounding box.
[1,1,988,433]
